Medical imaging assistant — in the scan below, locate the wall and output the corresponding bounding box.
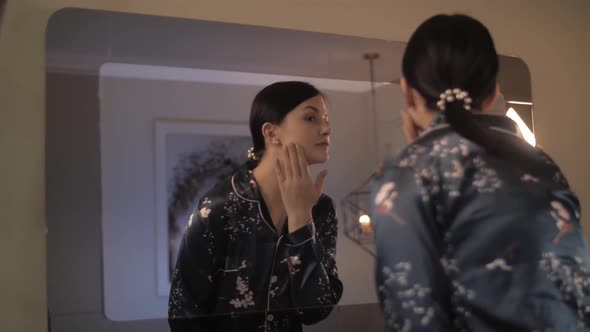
[46,71,104,329]
[1,1,589,331]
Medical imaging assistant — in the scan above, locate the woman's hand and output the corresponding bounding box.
[275,144,327,233]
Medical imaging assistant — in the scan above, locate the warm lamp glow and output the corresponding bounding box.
[506,107,536,147]
[358,214,372,234]
[359,214,371,224]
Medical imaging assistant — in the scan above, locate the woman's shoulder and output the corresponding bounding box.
[199,164,255,203]
[187,174,241,223]
[374,129,479,189]
[392,127,462,163]
[186,179,230,223]
[203,176,234,202]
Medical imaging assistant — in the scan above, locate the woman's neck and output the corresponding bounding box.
[418,109,438,130]
[252,154,287,232]
[252,154,283,208]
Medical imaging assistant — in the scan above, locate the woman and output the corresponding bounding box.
[372,14,590,331]
[168,81,343,332]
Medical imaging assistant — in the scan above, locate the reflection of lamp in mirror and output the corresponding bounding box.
[341,180,374,255]
[363,52,380,164]
[358,214,372,234]
[506,107,536,146]
[340,52,381,257]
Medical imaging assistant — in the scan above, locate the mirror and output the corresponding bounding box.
[45,8,533,331]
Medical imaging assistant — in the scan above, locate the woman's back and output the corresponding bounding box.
[372,114,590,331]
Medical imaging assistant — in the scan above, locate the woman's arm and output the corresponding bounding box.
[168,195,226,332]
[273,144,343,323]
[284,195,343,325]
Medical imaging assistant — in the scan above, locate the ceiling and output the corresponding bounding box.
[46,8,531,102]
[100,63,392,93]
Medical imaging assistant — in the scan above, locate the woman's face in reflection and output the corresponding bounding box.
[276,95,332,165]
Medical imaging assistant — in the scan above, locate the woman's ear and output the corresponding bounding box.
[400,77,416,109]
[261,122,278,145]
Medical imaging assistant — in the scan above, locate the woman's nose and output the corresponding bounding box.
[321,124,332,136]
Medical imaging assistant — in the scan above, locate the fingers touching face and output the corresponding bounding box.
[276,144,310,179]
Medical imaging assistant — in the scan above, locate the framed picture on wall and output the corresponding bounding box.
[154,119,252,296]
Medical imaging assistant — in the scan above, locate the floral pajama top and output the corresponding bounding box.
[372,113,590,332]
[169,163,343,332]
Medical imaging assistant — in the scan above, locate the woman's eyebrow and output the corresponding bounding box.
[303,106,320,112]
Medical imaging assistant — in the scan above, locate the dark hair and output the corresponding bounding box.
[402,14,502,154]
[249,81,323,158]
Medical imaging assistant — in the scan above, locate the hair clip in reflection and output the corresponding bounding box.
[247,147,258,161]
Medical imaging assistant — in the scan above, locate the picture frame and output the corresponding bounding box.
[154,119,251,296]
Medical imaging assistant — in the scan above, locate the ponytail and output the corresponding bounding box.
[443,102,499,155]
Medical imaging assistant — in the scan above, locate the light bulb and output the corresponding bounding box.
[359,214,371,224]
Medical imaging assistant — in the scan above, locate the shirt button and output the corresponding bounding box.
[267,314,274,321]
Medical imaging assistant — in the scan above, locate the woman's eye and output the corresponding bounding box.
[306,116,315,122]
